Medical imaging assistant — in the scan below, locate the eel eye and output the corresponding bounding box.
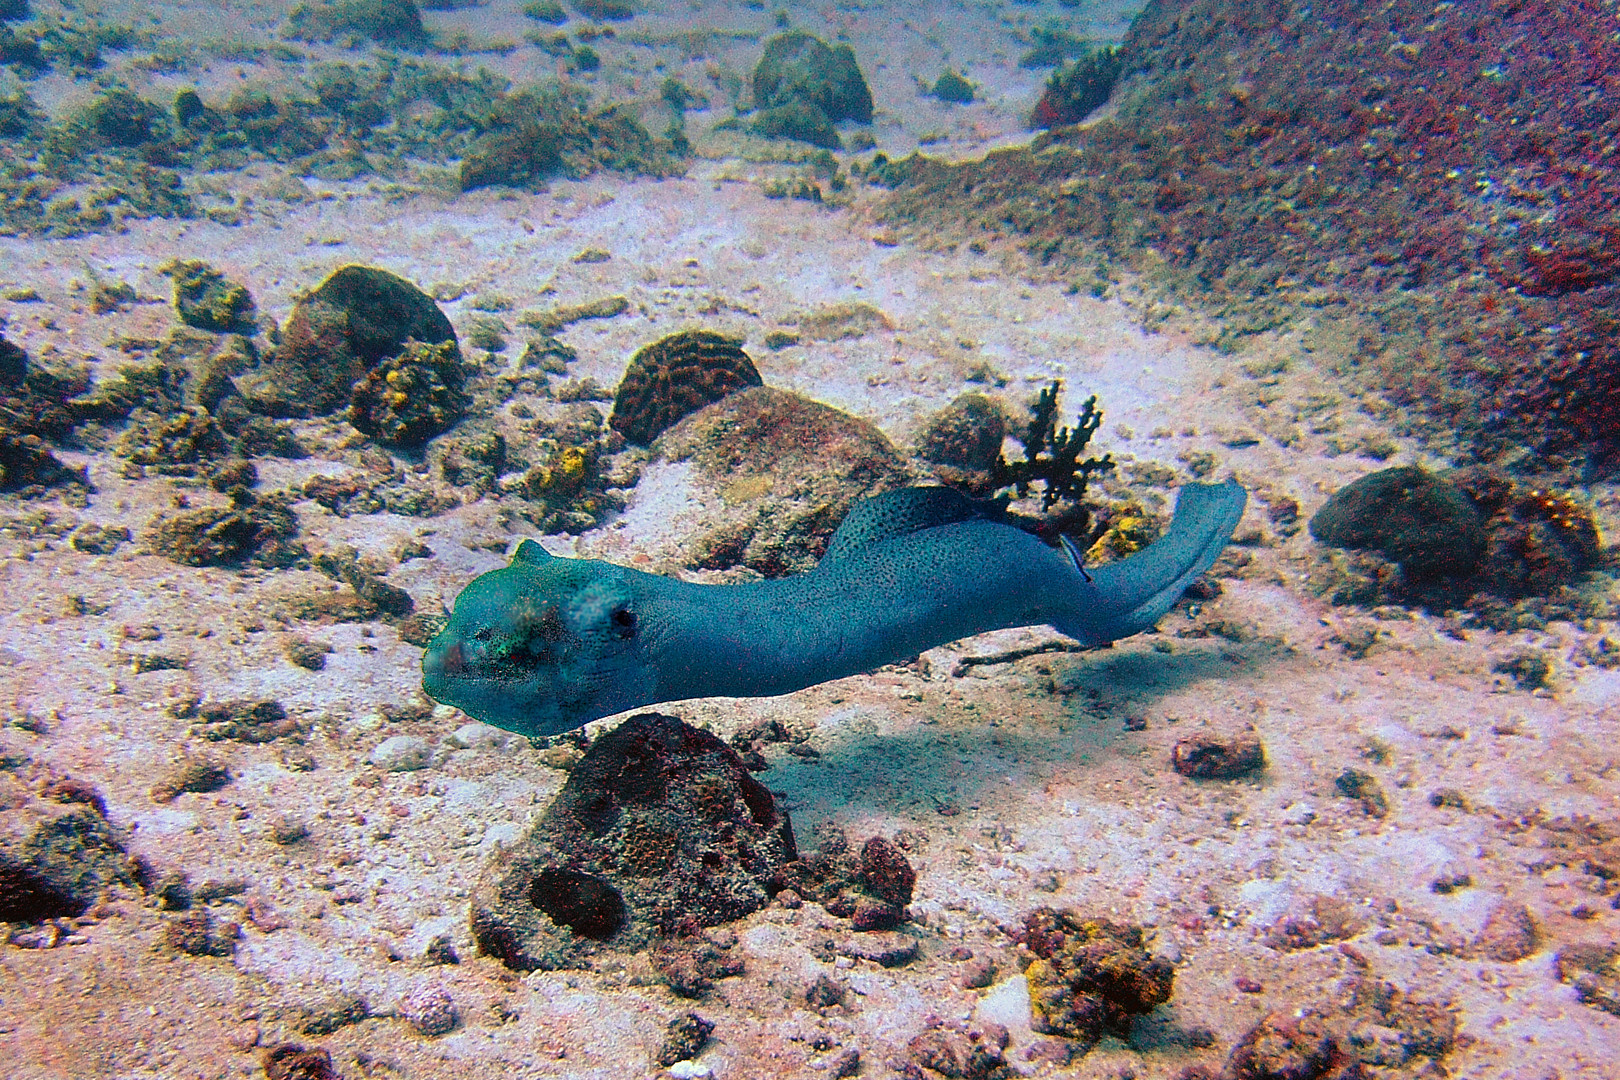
[610,607,637,639]
[471,627,493,643]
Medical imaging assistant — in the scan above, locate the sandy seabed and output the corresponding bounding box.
[1,2,1619,1078]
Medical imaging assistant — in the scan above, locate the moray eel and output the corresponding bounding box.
[421,480,1247,736]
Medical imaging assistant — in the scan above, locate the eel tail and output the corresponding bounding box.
[1057,479,1248,644]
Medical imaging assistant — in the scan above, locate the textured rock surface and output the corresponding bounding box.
[0,777,134,923]
[469,713,797,970]
[608,329,763,446]
[751,30,873,128]
[1009,908,1174,1046]
[238,264,456,418]
[1310,466,1485,580]
[656,385,915,576]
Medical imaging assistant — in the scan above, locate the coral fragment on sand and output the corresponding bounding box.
[162,259,256,333]
[147,489,304,568]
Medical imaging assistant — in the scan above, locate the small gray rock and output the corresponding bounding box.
[371,735,432,772]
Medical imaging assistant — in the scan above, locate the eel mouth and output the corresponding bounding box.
[427,640,464,677]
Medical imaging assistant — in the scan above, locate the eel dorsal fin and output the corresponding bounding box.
[512,538,552,566]
[820,486,1003,565]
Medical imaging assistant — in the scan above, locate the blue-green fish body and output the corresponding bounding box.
[422,481,1247,736]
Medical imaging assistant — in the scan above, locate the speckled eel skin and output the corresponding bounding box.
[421,480,1247,736]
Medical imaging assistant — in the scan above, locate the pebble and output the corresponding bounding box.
[959,954,996,989]
[371,735,432,772]
[399,985,457,1037]
[446,722,507,751]
[667,1063,711,1079]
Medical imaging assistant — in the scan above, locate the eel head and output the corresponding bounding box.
[420,541,655,736]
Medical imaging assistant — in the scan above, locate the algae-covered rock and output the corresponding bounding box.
[460,117,563,191]
[749,101,841,149]
[240,265,455,417]
[1310,466,1486,579]
[1558,943,1620,1017]
[753,31,873,125]
[0,433,85,493]
[162,259,256,333]
[0,801,134,923]
[1009,908,1174,1046]
[283,0,429,49]
[347,339,468,447]
[521,0,566,23]
[146,489,304,568]
[916,393,1007,494]
[469,713,797,971]
[1030,46,1124,128]
[932,69,975,104]
[458,88,676,192]
[655,385,915,577]
[573,0,634,19]
[77,89,166,149]
[771,830,918,932]
[903,1018,1008,1079]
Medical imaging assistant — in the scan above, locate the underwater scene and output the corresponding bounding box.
[1,0,1618,1076]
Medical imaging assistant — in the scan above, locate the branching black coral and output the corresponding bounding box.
[993,381,1114,510]
[990,381,1114,547]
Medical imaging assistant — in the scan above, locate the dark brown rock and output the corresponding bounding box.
[468,714,797,970]
[1172,731,1266,779]
[1310,466,1485,580]
[240,265,455,417]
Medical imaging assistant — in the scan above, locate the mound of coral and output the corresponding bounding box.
[748,30,873,149]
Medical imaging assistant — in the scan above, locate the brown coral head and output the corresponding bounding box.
[609,330,764,445]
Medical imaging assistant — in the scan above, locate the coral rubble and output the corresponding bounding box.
[161,260,256,334]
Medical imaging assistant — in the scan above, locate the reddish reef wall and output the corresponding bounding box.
[880,0,1620,470]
